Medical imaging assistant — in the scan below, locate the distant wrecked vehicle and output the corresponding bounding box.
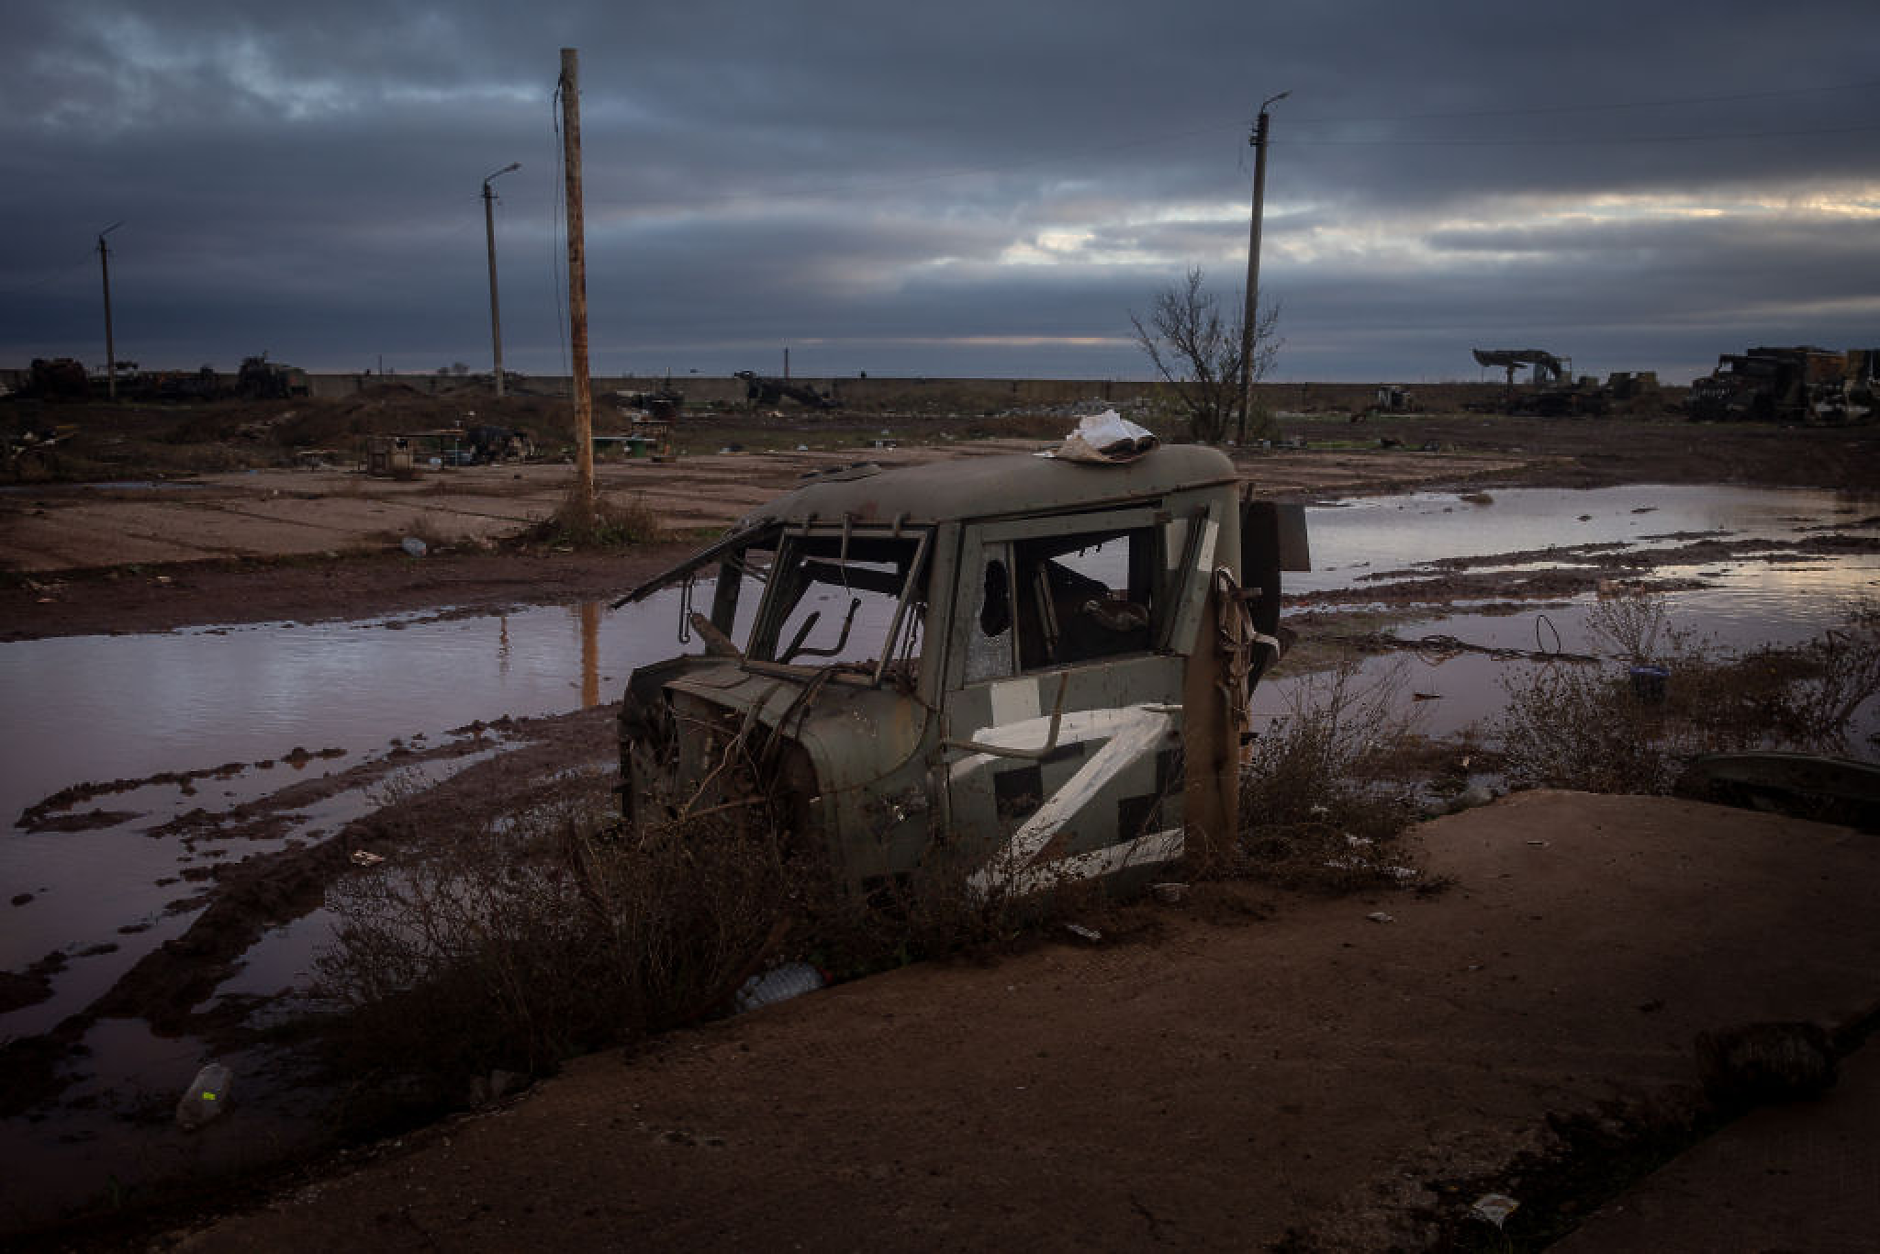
[613,416,1308,898]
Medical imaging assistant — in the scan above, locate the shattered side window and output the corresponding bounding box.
[749,530,928,677]
[1013,528,1158,670]
[965,548,1015,684]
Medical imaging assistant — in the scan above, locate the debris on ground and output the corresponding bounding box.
[734,963,825,1014]
[1470,1191,1520,1228]
[175,1063,232,1131]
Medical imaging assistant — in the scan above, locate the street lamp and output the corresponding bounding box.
[482,162,521,398]
[1239,90,1288,444]
[98,221,123,400]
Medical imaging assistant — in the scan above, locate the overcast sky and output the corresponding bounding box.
[4,1,1876,384]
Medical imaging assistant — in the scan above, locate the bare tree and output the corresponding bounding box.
[1130,266,1280,443]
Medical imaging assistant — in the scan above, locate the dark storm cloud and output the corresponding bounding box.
[4,0,1876,382]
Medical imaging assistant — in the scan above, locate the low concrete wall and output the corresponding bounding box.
[297,374,1460,414]
[295,373,1162,409]
[4,367,1546,416]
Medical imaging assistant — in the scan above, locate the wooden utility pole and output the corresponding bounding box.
[559,48,595,523]
[483,162,520,399]
[1238,91,1287,445]
[98,222,122,400]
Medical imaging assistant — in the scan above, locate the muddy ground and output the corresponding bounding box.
[5,402,1876,640]
[156,793,1880,1253]
[3,398,1880,1247]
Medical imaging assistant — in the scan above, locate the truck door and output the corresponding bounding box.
[942,505,1221,895]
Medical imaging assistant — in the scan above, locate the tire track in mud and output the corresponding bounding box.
[1,707,617,1118]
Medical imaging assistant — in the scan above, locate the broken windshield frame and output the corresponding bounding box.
[745,523,932,686]
[609,521,781,609]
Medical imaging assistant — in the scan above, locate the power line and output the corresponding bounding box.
[1285,77,1880,127]
[4,250,107,297]
[1277,122,1880,148]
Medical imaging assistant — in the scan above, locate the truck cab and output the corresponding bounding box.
[615,443,1306,898]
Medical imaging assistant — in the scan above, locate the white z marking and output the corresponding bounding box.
[956,703,1182,897]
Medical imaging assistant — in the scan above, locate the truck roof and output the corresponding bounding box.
[613,443,1240,608]
[743,443,1238,530]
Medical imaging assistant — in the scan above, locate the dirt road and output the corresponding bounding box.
[157,792,1880,1252]
[0,438,1529,573]
[0,438,1532,640]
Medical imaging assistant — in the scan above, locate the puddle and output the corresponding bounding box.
[0,1017,333,1234]
[0,747,510,1042]
[1266,601,1880,751]
[0,597,711,829]
[1297,484,1879,596]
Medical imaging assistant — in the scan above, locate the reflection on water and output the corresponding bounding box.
[1264,601,1880,753]
[0,748,505,1039]
[1265,484,1879,767]
[0,591,709,830]
[581,600,602,709]
[1298,483,1879,594]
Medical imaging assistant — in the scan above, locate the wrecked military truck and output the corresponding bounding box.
[613,442,1307,899]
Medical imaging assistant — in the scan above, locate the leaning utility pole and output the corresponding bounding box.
[98,222,123,400]
[1238,91,1287,445]
[483,162,520,398]
[559,48,595,523]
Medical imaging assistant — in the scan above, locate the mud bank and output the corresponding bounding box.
[157,793,1880,1253]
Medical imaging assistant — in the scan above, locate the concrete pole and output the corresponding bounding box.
[559,49,595,521]
[98,222,122,400]
[483,163,520,399]
[1238,92,1286,445]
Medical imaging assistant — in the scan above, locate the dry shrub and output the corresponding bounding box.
[392,512,451,550]
[313,760,1065,1097]
[315,776,813,1084]
[531,489,662,547]
[315,755,1121,1097]
[1496,593,1880,794]
[1235,659,1427,890]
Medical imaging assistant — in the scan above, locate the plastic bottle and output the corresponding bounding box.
[733,962,824,1013]
[175,1063,232,1131]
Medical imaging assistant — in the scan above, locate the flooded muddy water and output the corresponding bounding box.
[1300,483,1878,590]
[1271,483,1880,744]
[1,595,718,1038]
[2,481,1877,1234]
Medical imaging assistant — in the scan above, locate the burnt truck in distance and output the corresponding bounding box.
[613,442,1308,899]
